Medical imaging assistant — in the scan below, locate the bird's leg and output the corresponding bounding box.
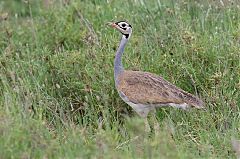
[145,108,159,135]
[152,109,160,135]
[144,117,151,133]
[142,107,160,134]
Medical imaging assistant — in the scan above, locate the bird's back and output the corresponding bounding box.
[116,70,204,109]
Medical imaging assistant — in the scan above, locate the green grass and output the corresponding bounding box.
[1,0,240,158]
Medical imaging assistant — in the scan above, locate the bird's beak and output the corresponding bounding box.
[106,22,117,28]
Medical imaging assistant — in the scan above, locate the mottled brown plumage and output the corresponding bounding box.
[117,70,204,110]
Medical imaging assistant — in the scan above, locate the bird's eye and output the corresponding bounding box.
[121,23,126,27]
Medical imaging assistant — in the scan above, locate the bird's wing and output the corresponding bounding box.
[117,70,204,108]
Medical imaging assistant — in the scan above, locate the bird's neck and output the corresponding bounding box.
[114,36,128,84]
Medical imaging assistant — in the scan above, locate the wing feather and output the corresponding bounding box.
[117,70,204,108]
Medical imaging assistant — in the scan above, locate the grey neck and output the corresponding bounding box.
[114,35,128,85]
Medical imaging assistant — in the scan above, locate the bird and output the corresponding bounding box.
[107,20,204,120]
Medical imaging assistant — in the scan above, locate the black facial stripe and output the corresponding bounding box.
[123,33,129,39]
[116,21,125,25]
[115,21,132,28]
[120,27,127,30]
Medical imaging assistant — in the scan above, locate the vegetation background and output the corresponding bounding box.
[0,0,240,158]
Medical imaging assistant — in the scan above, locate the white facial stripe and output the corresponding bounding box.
[118,22,127,27]
[117,21,130,29]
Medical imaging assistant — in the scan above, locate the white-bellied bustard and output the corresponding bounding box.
[108,21,204,129]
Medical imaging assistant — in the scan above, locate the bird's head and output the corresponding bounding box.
[107,21,132,39]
